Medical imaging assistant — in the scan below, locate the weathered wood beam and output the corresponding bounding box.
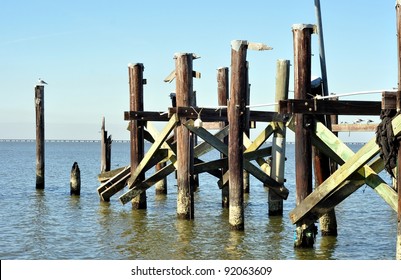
[288,116,397,212]
[279,99,381,116]
[119,124,230,204]
[381,91,397,110]
[184,119,288,199]
[98,166,127,182]
[289,116,401,226]
[313,120,398,211]
[124,111,169,121]
[98,148,169,201]
[168,107,285,122]
[331,123,377,132]
[120,156,178,205]
[126,114,178,188]
[289,137,381,225]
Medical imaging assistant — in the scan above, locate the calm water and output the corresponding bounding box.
[0,141,397,260]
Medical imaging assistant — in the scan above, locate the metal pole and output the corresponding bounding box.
[314,0,329,97]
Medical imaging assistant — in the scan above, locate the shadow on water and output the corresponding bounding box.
[293,235,338,260]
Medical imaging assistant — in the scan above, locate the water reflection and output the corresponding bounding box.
[225,230,245,259]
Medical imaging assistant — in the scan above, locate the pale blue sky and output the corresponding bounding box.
[0,0,397,141]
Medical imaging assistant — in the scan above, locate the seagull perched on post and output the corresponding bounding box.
[37,78,48,85]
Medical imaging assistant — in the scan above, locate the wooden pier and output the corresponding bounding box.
[94,3,401,259]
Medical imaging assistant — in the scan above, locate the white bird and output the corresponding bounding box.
[37,78,48,85]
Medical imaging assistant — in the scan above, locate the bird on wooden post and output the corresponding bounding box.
[37,78,48,85]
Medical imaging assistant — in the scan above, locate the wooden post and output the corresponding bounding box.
[35,85,45,189]
[292,24,317,247]
[128,63,146,209]
[100,117,111,173]
[268,59,290,216]
[70,162,81,195]
[190,90,199,192]
[311,80,338,236]
[243,62,250,193]
[229,40,248,230]
[218,67,229,208]
[155,162,167,194]
[175,53,195,220]
[395,0,401,260]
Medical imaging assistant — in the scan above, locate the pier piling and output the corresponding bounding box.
[228,40,248,230]
[175,53,195,220]
[217,67,230,208]
[35,85,45,189]
[70,162,81,195]
[292,24,316,247]
[129,63,147,209]
[268,59,290,216]
[100,117,112,173]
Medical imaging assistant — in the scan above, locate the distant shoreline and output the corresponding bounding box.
[0,139,367,145]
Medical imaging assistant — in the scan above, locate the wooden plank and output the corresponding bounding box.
[98,166,127,182]
[331,123,377,132]
[120,156,178,205]
[97,166,130,195]
[289,137,382,225]
[124,111,169,121]
[194,158,227,174]
[313,120,398,211]
[168,106,285,122]
[279,99,381,116]
[126,114,178,188]
[98,148,169,200]
[382,91,397,110]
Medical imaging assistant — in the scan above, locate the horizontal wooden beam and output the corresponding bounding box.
[381,91,397,110]
[168,107,285,122]
[331,123,378,132]
[124,111,169,121]
[279,99,381,115]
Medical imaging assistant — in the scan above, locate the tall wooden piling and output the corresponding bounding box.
[229,40,248,230]
[395,0,401,260]
[243,62,250,194]
[128,63,147,209]
[218,67,230,208]
[311,80,338,236]
[268,59,290,216]
[175,53,195,220]
[35,85,45,189]
[292,24,316,247]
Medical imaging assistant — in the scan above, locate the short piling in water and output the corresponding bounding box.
[128,63,147,209]
[217,67,230,208]
[228,40,248,230]
[292,24,317,247]
[35,85,45,189]
[175,53,195,220]
[100,117,112,173]
[268,59,290,216]
[70,162,81,195]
